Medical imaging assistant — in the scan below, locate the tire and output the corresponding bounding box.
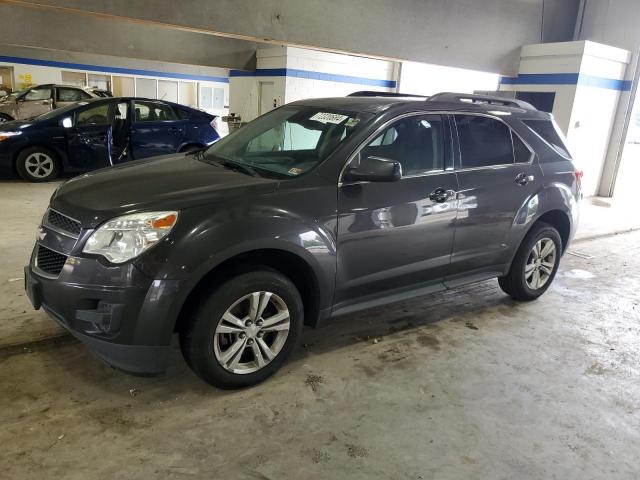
[498,222,562,301]
[0,113,13,123]
[180,269,304,389]
[180,144,203,153]
[16,146,61,182]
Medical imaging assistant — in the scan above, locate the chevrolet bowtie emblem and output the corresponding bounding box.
[37,227,46,241]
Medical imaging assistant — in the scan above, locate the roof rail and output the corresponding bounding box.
[428,92,536,110]
[348,91,427,98]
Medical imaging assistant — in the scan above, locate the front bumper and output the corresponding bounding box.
[24,255,184,375]
[0,148,15,177]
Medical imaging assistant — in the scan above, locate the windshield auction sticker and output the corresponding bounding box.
[310,112,349,124]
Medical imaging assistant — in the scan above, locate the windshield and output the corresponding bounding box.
[202,106,371,178]
[3,89,27,100]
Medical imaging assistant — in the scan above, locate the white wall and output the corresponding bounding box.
[283,47,396,103]
[399,62,499,96]
[500,41,631,197]
[229,46,396,122]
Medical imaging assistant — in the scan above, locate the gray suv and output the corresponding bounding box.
[0,84,100,122]
[24,92,581,388]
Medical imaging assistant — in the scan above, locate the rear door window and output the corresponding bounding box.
[523,119,571,158]
[57,87,92,102]
[133,101,179,122]
[455,115,514,168]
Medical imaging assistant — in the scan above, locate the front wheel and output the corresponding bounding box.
[498,222,562,301]
[0,114,13,123]
[180,269,303,388]
[16,146,61,182]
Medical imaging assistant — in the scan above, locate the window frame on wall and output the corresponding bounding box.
[135,77,158,100]
[199,84,225,111]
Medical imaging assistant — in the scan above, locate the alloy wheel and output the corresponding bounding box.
[24,152,54,179]
[525,237,556,290]
[213,291,291,374]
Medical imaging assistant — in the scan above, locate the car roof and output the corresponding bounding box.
[55,96,188,105]
[290,92,551,120]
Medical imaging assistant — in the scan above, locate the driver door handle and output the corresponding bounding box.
[429,187,456,203]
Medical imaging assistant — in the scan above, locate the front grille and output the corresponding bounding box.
[47,209,82,237]
[36,245,68,276]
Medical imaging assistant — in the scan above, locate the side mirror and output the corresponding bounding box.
[61,117,73,129]
[343,155,402,183]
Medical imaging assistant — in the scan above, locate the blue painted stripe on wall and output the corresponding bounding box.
[500,72,632,91]
[230,67,397,88]
[0,55,229,84]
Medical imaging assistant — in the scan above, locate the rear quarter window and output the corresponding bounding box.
[523,119,571,159]
[176,108,192,120]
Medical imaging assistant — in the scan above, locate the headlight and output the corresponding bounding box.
[83,211,178,263]
[0,131,21,141]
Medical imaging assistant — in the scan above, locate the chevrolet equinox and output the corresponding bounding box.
[25,92,581,388]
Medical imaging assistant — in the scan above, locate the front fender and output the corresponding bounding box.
[133,200,337,341]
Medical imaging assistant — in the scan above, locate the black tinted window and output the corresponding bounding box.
[134,101,178,122]
[524,120,571,158]
[513,134,532,163]
[456,115,514,168]
[176,108,191,120]
[362,114,445,175]
[76,103,110,126]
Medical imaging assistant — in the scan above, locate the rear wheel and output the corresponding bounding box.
[0,114,13,123]
[498,222,562,301]
[180,269,303,389]
[180,144,203,153]
[16,146,61,182]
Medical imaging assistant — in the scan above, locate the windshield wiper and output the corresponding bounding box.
[196,152,259,177]
[218,158,259,177]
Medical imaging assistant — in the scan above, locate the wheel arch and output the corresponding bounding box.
[14,143,65,171]
[535,209,571,252]
[178,142,205,153]
[173,247,323,335]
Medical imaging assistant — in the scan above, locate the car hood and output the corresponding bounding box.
[51,154,280,227]
[0,119,32,131]
[0,97,16,107]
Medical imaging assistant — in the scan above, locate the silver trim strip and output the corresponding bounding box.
[42,221,78,240]
[45,208,82,239]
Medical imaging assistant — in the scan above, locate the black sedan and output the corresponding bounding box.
[0,97,220,182]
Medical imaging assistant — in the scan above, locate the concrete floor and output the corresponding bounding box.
[0,180,64,347]
[2,230,639,479]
